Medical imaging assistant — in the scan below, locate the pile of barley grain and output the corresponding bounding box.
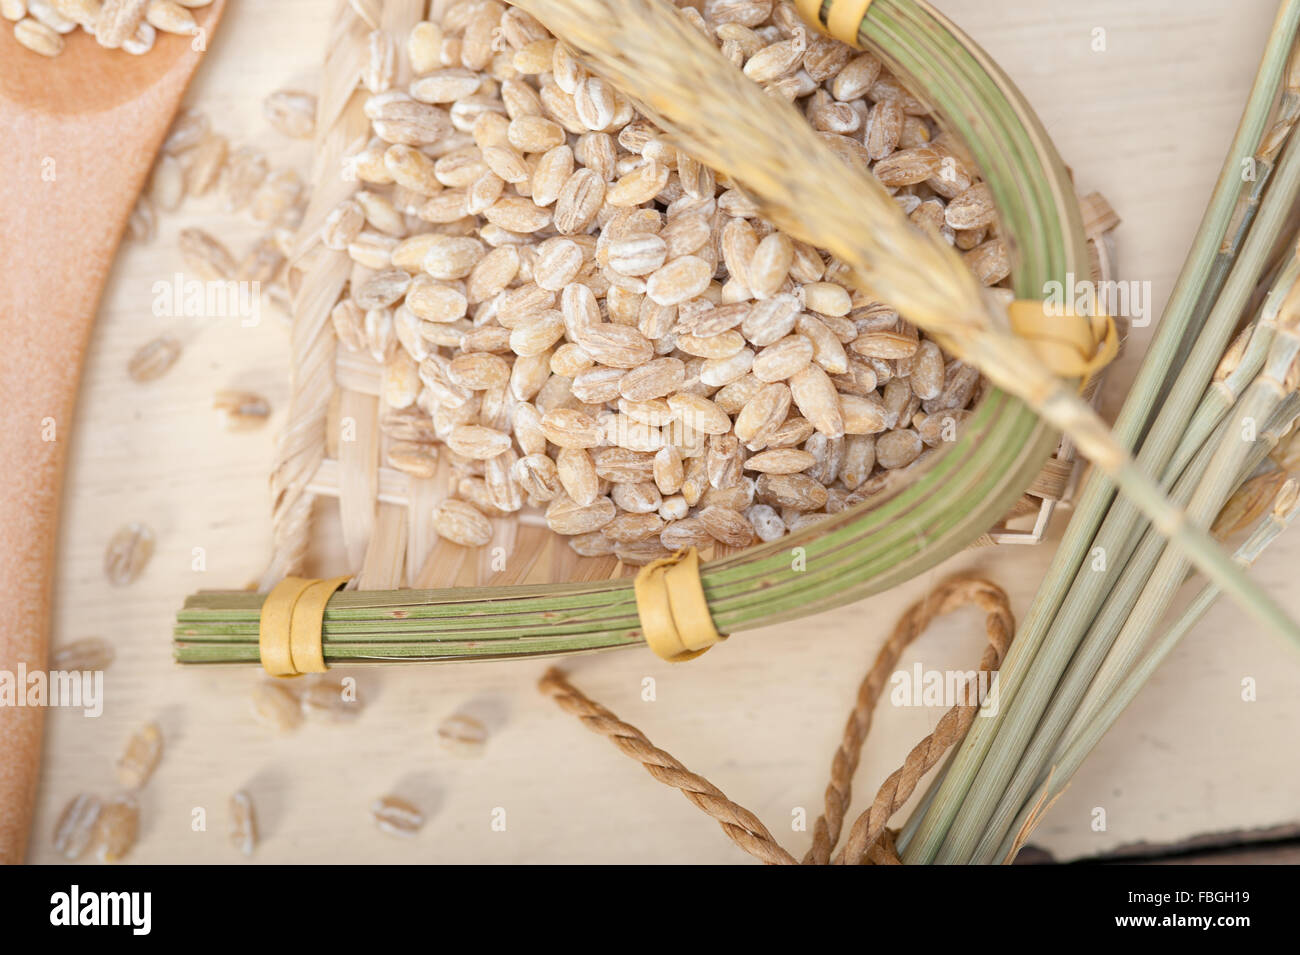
[5,0,210,58]
[326,0,1006,564]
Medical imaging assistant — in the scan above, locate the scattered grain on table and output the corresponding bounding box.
[92,793,139,863]
[213,389,272,430]
[250,681,303,732]
[370,795,423,837]
[50,637,115,672]
[51,793,102,861]
[228,790,257,856]
[103,522,154,586]
[436,711,488,756]
[299,675,363,722]
[115,721,163,790]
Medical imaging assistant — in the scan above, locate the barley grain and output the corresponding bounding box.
[52,793,101,860]
[229,791,257,856]
[545,494,616,534]
[264,89,317,139]
[104,522,153,586]
[14,16,62,54]
[213,390,271,430]
[409,20,443,74]
[371,795,424,836]
[51,637,114,672]
[251,681,302,732]
[698,504,755,547]
[221,146,269,213]
[876,429,924,469]
[432,498,494,546]
[115,722,162,790]
[744,448,815,474]
[93,794,138,863]
[437,712,489,755]
[127,334,181,382]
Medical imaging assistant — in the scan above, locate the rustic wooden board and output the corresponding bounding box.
[25,0,1300,863]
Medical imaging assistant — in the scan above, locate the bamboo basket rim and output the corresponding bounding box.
[174,0,1097,665]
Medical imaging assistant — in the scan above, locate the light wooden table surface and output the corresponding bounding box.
[27,0,1300,864]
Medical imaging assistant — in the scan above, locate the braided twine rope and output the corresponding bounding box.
[541,573,1026,865]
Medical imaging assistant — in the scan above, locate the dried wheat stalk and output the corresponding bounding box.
[512,0,1300,647]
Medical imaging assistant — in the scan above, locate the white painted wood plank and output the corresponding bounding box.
[26,0,1300,863]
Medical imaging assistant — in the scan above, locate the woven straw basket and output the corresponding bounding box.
[175,0,1119,666]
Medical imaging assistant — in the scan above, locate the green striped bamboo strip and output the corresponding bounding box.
[174,393,1037,662]
[176,391,1036,661]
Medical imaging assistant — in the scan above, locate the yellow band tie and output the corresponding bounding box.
[634,548,726,662]
[259,577,314,677]
[259,575,351,676]
[795,0,875,46]
[1008,300,1119,388]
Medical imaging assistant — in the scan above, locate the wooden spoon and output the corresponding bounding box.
[0,5,225,863]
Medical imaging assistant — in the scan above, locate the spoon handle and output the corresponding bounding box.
[0,4,224,864]
[0,96,153,860]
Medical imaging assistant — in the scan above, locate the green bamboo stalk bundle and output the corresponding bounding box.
[904,0,1300,862]
[905,0,1300,864]
[970,383,1300,863]
[993,475,1300,864]
[931,262,1300,863]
